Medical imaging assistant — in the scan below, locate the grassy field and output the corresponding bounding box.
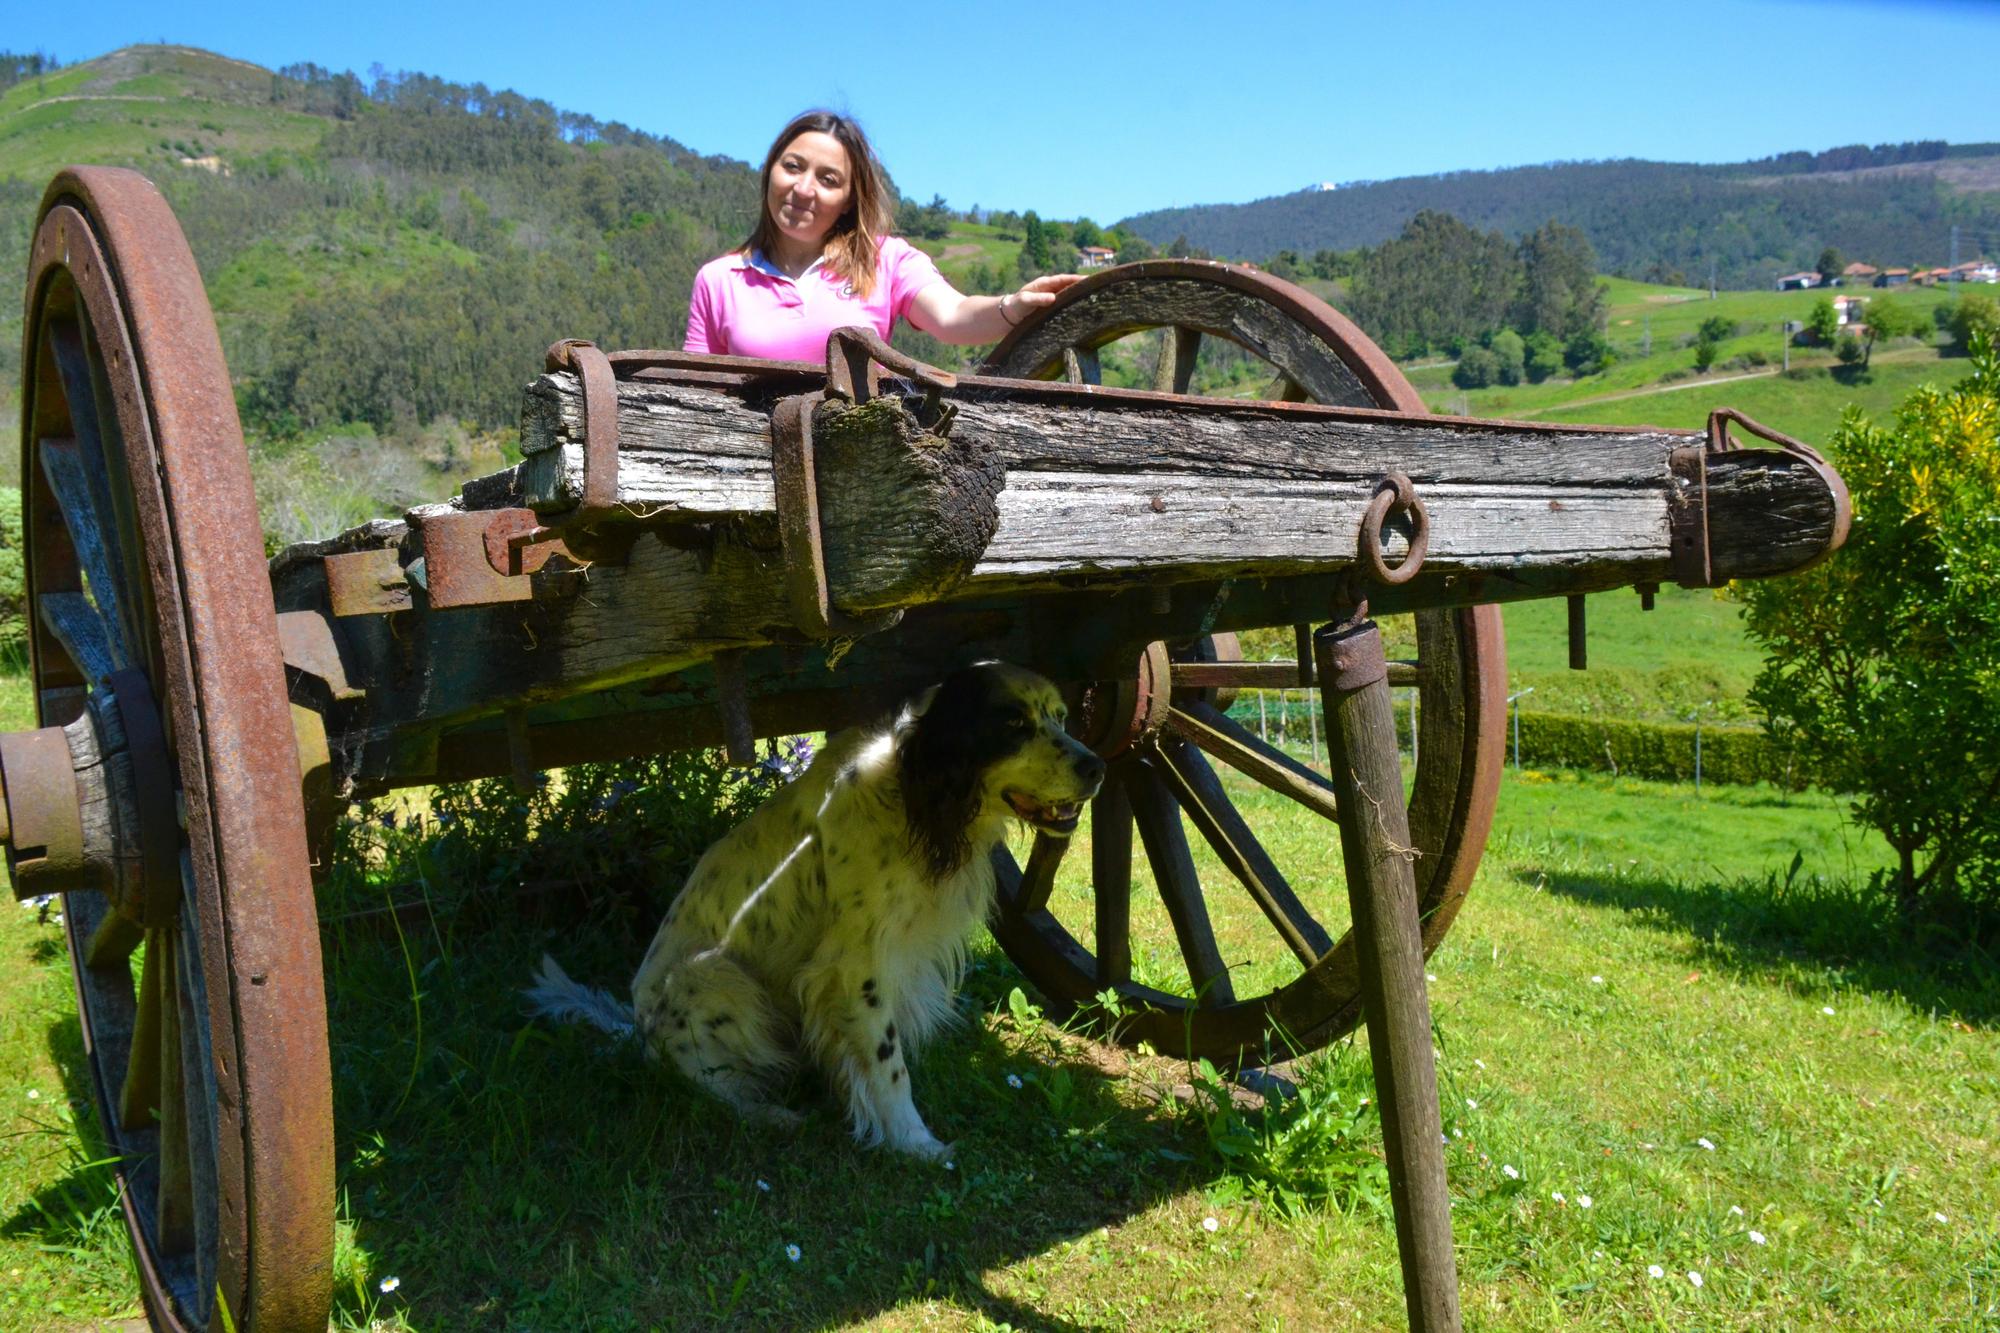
[4,657,1995,1329]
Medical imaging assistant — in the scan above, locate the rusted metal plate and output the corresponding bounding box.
[275,610,363,702]
[323,546,411,616]
[416,508,532,608]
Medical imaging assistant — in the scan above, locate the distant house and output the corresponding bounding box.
[1913,267,1951,287]
[1833,295,1867,326]
[1874,268,1911,288]
[1075,245,1117,269]
[1775,271,1820,291]
[1843,261,1879,281]
[1952,259,2000,284]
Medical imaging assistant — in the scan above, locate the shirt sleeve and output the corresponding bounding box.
[883,237,946,323]
[684,267,720,354]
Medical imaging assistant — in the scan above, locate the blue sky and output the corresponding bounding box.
[15,0,2000,222]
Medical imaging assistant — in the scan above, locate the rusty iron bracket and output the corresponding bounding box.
[277,610,365,703]
[1668,443,1712,587]
[545,338,623,515]
[324,547,412,617]
[0,725,82,899]
[824,325,956,404]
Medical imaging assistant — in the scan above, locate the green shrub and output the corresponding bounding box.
[1509,709,1799,787]
[0,488,21,663]
[1741,335,2000,918]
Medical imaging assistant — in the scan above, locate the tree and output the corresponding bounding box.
[1816,246,1845,285]
[1835,332,1865,367]
[1512,220,1606,340]
[1947,292,2000,351]
[1489,328,1527,385]
[1698,315,1736,345]
[1348,211,1520,356]
[1740,339,2000,918]
[1524,331,1564,382]
[1071,217,1104,249]
[1451,345,1499,389]
[1016,211,1054,279]
[1564,329,1616,375]
[1694,336,1719,372]
[1859,297,1919,367]
[1806,297,1840,347]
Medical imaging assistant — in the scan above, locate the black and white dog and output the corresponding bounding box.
[527,662,1104,1158]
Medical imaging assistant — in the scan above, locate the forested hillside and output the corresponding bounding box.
[1122,143,2000,288]
[0,46,760,450]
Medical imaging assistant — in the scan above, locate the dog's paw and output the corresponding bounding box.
[889,1129,954,1162]
[745,1104,807,1132]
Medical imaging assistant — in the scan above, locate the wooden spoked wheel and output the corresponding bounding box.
[980,261,1507,1066]
[15,168,332,1331]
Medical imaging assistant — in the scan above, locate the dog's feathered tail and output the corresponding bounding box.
[522,954,636,1039]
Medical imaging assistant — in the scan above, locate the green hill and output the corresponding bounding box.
[1,46,755,452]
[1119,144,2000,289]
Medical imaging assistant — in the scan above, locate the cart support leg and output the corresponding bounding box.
[1314,615,1462,1333]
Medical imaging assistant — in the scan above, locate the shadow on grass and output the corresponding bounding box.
[311,896,1265,1333]
[1528,860,2000,1025]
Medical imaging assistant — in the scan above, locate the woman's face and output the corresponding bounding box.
[765,131,854,252]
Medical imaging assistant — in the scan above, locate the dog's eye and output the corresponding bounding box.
[1008,715,1033,733]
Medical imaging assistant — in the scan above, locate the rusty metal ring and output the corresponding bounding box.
[1357,471,1429,586]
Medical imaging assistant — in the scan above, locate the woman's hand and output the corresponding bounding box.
[911,271,1088,346]
[998,273,1084,327]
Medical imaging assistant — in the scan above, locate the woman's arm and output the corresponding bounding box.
[906,273,1084,346]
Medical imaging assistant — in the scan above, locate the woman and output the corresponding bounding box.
[684,110,1078,360]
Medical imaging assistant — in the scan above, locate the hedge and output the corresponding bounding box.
[1225,692,1800,789]
[1505,709,1798,787]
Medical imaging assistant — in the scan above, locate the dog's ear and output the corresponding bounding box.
[898,670,992,881]
[901,684,942,722]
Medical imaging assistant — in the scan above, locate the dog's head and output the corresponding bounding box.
[898,662,1107,880]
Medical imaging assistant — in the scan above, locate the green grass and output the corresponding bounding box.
[1408,276,1976,446]
[5,646,1994,1329]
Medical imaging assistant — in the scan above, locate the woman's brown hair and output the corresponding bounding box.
[745,110,895,298]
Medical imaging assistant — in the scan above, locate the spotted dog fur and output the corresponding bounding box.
[531,662,1104,1159]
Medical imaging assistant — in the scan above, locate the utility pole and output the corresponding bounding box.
[1950,224,1960,298]
[1642,315,1651,357]
[1782,321,1789,371]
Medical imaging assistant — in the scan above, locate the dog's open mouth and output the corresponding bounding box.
[1004,789,1086,835]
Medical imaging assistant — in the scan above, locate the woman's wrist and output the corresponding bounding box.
[998,293,1021,327]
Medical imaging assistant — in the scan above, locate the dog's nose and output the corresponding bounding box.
[1072,750,1107,790]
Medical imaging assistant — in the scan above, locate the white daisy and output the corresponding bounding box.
[1502,1164,1519,1179]
[1647,1265,1664,1279]
[378,1276,400,1294]
[1688,1271,1703,1288]
[1552,1191,1565,1203]
[1748,1230,1766,1245]
[1006,1073,1023,1089]
[1202,1216,1219,1233]
[1577,1194,1593,1209]
[756,1179,771,1192]
[1697,1137,1716,1151]
[1728,1204,1744,1217]
[785,1243,802,1262]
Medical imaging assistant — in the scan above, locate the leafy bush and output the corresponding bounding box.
[1563,329,1616,376]
[1523,331,1563,383]
[1835,332,1865,366]
[1947,292,2000,352]
[1489,328,1526,386]
[1693,337,1718,372]
[1741,336,2000,918]
[0,487,21,663]
[1452,345,1499,389]
[1509,710,1799,787]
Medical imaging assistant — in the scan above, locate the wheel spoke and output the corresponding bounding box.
[176,882,220,1300]
[38,591,117,685]
[1091,768,1134,987]
[1158,740,1334,968]
[1063,346,1101,385]
[120,928,165,1131]
[155,926,194,1256]
[1014,830,1070,915]
[1125,758,1235,1007]
[1166,699,1339,822]
[44,321,140,666]
[1153,326,1201,394]
[1277,377,1312,402]
[37,439,135,672]
[86,905,144,966]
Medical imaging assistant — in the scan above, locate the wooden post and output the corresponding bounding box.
[1314,614,1462,1333]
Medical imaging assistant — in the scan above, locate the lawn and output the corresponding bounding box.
[4,659,1994,1329]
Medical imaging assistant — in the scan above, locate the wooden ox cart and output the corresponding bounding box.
[6,168,1848,1331]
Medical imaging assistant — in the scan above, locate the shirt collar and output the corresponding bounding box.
[739,247,825,282]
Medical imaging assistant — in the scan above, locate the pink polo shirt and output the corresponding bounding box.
[683,236,945,361]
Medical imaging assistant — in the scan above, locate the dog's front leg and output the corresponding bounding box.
[800,960,949,1160]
